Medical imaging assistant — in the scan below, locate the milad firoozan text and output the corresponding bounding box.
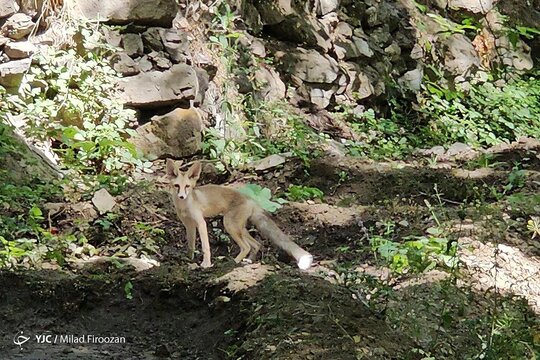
[35,334,126,344]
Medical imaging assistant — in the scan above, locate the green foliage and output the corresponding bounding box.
[426,13,480,36]
[0,182,73,268]
[16,47,135,172]
[285,185,324,202]
[335,72,540,160]
[369,220,457,274]
[420,76,540,147]
[205,1,326,171]
[508,25,540,47]
[339,108,416,159]
[203,100,327,170]
[1,44,141,175]
[237,184,287,213]
[506,192,540,216]
[124,280,133,300]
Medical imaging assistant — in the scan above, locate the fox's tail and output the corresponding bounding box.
[250,208,313,270]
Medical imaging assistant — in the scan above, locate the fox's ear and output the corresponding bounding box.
[186,161,202,180]
[166,159,178,177]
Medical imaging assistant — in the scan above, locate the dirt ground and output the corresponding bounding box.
[1,139,540,359]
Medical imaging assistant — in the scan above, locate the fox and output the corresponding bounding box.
[166,159,313,270]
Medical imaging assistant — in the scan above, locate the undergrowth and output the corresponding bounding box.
[334,73,540,160]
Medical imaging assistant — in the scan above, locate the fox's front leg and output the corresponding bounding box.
[184,220,197,260]
[195,217,212,268]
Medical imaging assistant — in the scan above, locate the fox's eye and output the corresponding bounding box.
[185,184,190,188]
[174,184,180,188]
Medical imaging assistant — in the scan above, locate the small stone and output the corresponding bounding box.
[111,52,140,76]
[102,27,121,47]
[1,13,34,40]
[398,68,423,92]
[315,0,339,16]
[122,33,144,56]
[142,27,164,52]
[334,22,353,39]
[91,188,116,214]
[0,0,19,19]
[0,58,30,87]
[4,41,36,59]
[137,55,153,72]
[446,142,472,157]
[410,43,424,60]
[148,50,172,69]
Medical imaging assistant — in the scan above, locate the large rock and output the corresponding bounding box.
[4,41,36,59]
[443,34,480,75]
[253,66,286,101]
[131,108,204,160]
[0,0,19,18]
[315,0,339,16]
[280,48,339,84]
[308,86,335,108]
[71,0,178,27]
[398,68,423,91]
[448,0,493,13]
[116,64,199,108]
[1,13,34,40]
[335,62,373,100]
[497,37,534,71]
[267,16,332,52]
[335,36,373,59]
[252,0,331,51]
[0,58,31,87]
[253,0,294,25]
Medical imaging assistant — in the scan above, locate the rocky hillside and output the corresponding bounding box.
[1,0,537,167]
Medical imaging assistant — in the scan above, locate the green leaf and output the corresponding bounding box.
[237,184,286,213]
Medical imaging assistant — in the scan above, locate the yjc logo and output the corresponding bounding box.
[13,331,30,350]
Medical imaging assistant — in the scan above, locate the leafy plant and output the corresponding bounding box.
[340,108,416,159]
[124,280,133,300]
[527,217,540,239]
[371,234,457,274]
[1,44,140,175]
[419,76,540,147]
[237,184,287,213]
[285,185,324,202]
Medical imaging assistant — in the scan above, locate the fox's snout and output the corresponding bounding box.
[173,182,191,200]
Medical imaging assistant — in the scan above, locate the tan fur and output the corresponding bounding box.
[166,160,313,269]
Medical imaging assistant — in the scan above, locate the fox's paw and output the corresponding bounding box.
[241,258,253,265]
[200,260,213,269]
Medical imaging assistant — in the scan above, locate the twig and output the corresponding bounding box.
[419,191,462,205]
[327,305,355,343]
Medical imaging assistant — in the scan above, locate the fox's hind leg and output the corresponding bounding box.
[243,229,261,261]
[223,212,251,263]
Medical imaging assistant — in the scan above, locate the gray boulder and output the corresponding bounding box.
[280,48,339,83]
[0,58,31,88]
[131,108,204,160]
[116,64,199,108]
[4,41,36,59]
[71,0,178,27]
[444,34,480,75]
[1,13,34,40]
